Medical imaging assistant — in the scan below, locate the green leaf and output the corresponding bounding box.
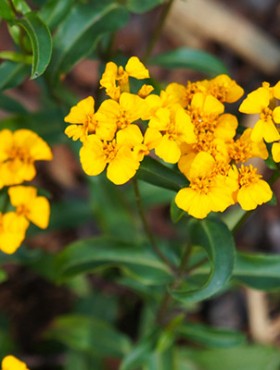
[0,51,32,64]
[0,93,27,113]
[46,314,131,357]
[233,252,280,290]
[10,0,31,15]
[14,11,52,79]
[148,48,228,77]
[170,197,185,223]
[177,323,246,348]
[172,218,235,303]
[49,199,93,231]
[145,347,174,370]
[39,0,75,29]
[0,61,28,90]
[54,236,173,285]
[120,330,160,370]
[0,107,65,143]
[137,156,187,192]
[124,0,164,13]
[89,176,139,241]
[0,0,15,21]
[179,345,280,370]
[48,0,129,83]
[0,269,7,283]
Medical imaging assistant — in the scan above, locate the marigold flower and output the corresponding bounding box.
[64,96,114,142]
[228,128,268,163]
[175,152,234,218]
[206,74,244,103]
[80,125,143,185]
[100,57,149,100]
[0,129,52,187]
[149,106,196,164]
[0,212,28,254]
[95,92,146,133]
[8,186,50,229]
[234,164,272,210]
[239,84,280,143]
[2,355,29,370]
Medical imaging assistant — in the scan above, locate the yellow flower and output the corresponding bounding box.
[175,152,234,219]
[272,142,280,162]
[0,129,52,187]
[1,355,29,370]
[228,128,268,163]
[64,96,114,142]
[239,85,280,143]
[8,186,50,229]
[234,164,272,210]
[80,125,143,185]
[95,92,146,133]
[149,106,196,164]
[100,57,149,100]
[207,74,244,103]
[0,212,28,254]
[134,127,162,161]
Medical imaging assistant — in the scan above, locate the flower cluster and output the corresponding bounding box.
[64,57,278,219]
[0,129,52,254]
[1,355,29,370]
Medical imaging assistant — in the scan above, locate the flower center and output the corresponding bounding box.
[229,138,251,163]
[190,176,212,194]
[116,111,130,129]
[7,145,32,163]
[260,107,273,122]
[238,165,260,188]
[103,140,117,161]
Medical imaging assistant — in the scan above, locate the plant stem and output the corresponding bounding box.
[157,242,193,325]
[132,178,176,272]
[143,0,175,62]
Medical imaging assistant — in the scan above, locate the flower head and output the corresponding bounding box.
[0,212,28,254]
[234,164,272,210]
[8,186,50,229]
[80,125,143,185]
[100,57,149,100]
[0,129,52,188]
[2,355,29,370]
[175,152,234,218]
[239,84,280,143]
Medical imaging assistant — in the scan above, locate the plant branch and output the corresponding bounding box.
[143,0,175,62]
[132,178,176,272]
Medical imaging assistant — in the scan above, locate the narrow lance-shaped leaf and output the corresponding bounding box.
[14,11,52,79]
[46,314,131,357]
[177,322,246,348]
[54,236,173,285]
[0,0,15,21]
[0,61,29,91]
[172,218,235,303]
[148,48,228,77]
[38,0,75,29]
[48,1,129,83]
[137,156,187,192]
[233,252,280,290]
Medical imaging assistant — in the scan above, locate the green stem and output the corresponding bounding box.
[157,242,192,325]
[143,0,175,62]
[132,178,176,272]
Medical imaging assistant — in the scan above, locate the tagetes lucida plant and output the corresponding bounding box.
[64,56,280,219]
[0,129,52,254]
